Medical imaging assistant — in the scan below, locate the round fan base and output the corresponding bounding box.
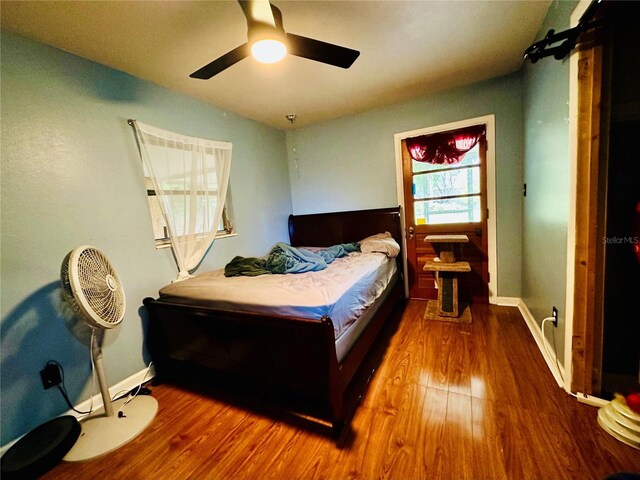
[597,398,640,450]
[64,395,158,462]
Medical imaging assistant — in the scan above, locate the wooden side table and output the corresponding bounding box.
[423,235,472,323]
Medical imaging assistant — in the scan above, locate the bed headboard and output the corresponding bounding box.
[288,206,402,248]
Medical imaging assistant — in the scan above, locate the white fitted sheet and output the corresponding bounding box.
[158,252,397,341]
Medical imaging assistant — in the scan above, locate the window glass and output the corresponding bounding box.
[415,196,481,225]
[412,146,480,173]
[412,143,481,225]
[142,172,233,248]
[413,167,480,199]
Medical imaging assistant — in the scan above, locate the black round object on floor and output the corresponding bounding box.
[1,415,80,479]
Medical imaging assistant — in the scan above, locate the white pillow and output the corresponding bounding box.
[359,232,400,258]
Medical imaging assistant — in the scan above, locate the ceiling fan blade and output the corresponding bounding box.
[286,33,360,69]
[190,43,250,79]
[238,0,276,28]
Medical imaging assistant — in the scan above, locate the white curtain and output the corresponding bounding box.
[132,121,232,281]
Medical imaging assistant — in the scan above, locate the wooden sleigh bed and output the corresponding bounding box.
[143,207,406,434]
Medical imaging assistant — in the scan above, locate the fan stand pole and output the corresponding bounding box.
[91,332,114,417]
[63,334,158,462]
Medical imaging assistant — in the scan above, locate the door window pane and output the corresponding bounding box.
[412,145,480,173]
[414,196,481,225]
[411,141,481,225]
[413,166,480,199]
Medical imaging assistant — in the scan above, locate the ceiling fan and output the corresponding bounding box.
[190,0,360,79]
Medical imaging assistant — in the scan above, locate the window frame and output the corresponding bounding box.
[411,144,482,226]
[145,183,236,250]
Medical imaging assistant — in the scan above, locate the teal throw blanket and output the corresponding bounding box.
[224,242,360,277]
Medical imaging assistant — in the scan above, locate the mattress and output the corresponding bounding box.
[158,251,397,341]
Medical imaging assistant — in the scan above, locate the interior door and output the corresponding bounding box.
[402,127,489,303]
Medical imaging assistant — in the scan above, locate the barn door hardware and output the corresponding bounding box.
[524,0,607,63]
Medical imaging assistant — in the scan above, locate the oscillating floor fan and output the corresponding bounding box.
[60,246,158,462]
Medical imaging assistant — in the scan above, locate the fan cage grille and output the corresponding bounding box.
[61,246,125,329]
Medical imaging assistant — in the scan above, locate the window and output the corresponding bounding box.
[136,132,235,249]
[143,175,235,249]
[131,120,232,279]
[412,144,481,225]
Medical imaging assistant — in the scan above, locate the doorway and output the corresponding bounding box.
[394,115,497,303]
[569,0,640,397]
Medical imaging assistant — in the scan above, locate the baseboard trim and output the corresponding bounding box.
[575,391,609,407]
[516,299,566,390]
[495,296,520,306]
[514,300,609,408]
[70,364,156,421]
[0,365,155,456]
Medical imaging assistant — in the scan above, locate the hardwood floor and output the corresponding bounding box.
[44,301,640,479]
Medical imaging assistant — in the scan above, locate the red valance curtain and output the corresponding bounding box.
[406,124,485,165]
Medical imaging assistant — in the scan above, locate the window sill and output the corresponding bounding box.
[154,231,238,250]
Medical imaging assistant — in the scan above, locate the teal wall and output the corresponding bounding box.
[0,30,292,445]
[1,0,580,446]
[522,0,578,366]
[286,74,524,298]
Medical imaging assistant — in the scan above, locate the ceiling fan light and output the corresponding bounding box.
[251,39,287,64]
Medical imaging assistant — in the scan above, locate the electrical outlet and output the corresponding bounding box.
[552,307,558,327]
[40,363,62,390]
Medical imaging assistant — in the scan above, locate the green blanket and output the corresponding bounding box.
[224,242,360,277]
[223,256,270,277]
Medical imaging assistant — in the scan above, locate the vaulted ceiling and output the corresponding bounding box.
[0,1,550,129]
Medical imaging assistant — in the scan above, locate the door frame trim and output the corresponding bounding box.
[393,114,497,303]
[565,0,600,395]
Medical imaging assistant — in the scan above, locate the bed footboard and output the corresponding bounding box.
[143,298,345,423]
